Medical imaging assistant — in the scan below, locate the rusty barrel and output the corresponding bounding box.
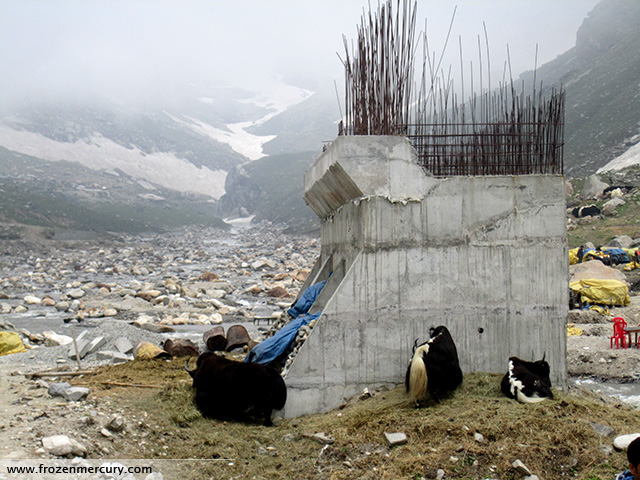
[162,338,199,357]
[203,325,226,352]
[225,324,251,351]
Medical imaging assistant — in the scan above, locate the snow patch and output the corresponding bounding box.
[169,82,314,161]
[597,141,640,173]
[0,126,227,199]
[166,113,275,161]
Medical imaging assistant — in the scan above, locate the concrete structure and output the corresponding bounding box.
[282,135,568,418]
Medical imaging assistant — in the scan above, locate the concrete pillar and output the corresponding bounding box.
[283,135,568,418]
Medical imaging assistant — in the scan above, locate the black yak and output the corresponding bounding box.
[501,356,553,403]
[185,352,286,426]
[571,204,601,218]
[405,325,463,406]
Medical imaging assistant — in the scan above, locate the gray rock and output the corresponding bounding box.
[524,476,540,480]
[67,330,89,358]
[602,197,625,216]
[114,337,134,354]
[67,288,86,299]
[605,235,634,249]
[591,422,615,437]
[95,350,131,364]
[105,414,126,432]
[86,336,106,355]
[580,174,608,200]
[62,387,90,402]
[55,301,70,312]
[308,432,335,444]
[614,433,640,451]
[384,432,408,447]
[48,382,71,397]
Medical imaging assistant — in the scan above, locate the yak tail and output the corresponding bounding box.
[407,344,429,402]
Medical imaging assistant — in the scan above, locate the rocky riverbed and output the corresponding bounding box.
[1,221,640,467]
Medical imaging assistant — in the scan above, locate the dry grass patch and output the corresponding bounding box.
[74,359,634,479]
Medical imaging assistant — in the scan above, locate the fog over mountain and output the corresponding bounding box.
[1,0,598,112]
[6,0,631,235]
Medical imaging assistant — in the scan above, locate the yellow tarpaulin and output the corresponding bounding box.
[567,324,583,336]
[570,278,631,307]
[569,247,580,265]
[133,341,171,360]
[0,331,27,356]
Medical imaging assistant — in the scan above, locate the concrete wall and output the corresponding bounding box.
[283,135,568,418]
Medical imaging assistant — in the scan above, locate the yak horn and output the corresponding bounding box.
[184,357,195,374]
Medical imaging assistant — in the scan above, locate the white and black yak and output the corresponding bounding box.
[185,352,286,426]
[405,325,463,406]
[500,356,553,403]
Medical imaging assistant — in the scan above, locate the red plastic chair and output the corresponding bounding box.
[610,317,628,349]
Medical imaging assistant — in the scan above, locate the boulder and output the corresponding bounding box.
[62,387,90,402]
[605,235,634,249]
[42,435,87,457]
[602,197,625,216]
[614,433,640,451]
[570,260,628,284]
[199,271,219,281]
[48,382,71,397]
[23,295,42,305]
[42,331,73,347]
[580,174,608,200]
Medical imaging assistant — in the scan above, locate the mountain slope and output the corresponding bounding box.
[0,146,228,235]
[518,0,640,177]
[216,151,319,233]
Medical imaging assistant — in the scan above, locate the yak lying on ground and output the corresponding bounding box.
[405,325,463,406]
[185,351,286,426]
[571,204,601,218]
[501,356,553,403]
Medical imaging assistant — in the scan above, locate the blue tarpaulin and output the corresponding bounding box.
[245,311,321,366]
[287,281,326,319]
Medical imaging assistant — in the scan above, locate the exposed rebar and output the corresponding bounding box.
[339,0,565,177]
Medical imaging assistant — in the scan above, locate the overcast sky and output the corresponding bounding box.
[0,0,601,110]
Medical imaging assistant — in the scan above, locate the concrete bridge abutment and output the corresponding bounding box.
[282,135,568,418]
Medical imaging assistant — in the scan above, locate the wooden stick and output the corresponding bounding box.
[27,371,92,378]
[99,381,162,389]
[71,329,82,370]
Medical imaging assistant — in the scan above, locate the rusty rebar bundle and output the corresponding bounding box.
[340,0,565,177]
[339,0,417,136]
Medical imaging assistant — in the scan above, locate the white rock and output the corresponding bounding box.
[42,331,73,347]
[23,295,42,305]
[614,433,640,451]
[42,435,86,457]
[67,288,85,299]
[512,459,531,476]
[384,432,407,447]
